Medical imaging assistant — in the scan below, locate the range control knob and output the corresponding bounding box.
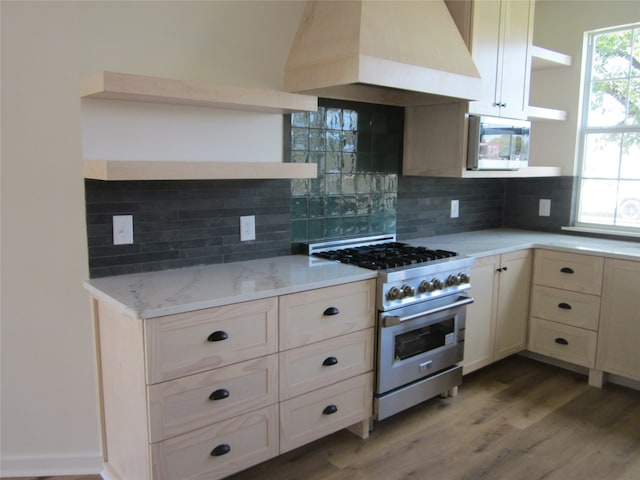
[446,274,461,286]
[418,280,435,293]
[459,273,470,284]
[401,284,415,298]
[432,278,444,290]
[387,287,402,301]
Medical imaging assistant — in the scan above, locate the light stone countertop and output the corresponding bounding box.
[85,228,640,320]
[406,228,640,261]
[84,255,377,319]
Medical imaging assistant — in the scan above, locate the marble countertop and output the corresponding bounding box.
[405,228,640,261]
[85,255,377,319]
[85,228,640,320]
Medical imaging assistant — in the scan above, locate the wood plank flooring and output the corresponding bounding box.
[5,356,640,480]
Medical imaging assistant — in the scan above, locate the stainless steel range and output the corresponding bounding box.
[309,234,474,421]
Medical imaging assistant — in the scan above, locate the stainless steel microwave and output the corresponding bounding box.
[467,115,530,170]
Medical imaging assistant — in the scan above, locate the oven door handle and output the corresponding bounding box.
[383,296,474,327]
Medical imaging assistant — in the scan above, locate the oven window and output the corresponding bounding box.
[394,317,455,361]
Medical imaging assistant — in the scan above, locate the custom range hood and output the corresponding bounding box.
[285,0,481,106]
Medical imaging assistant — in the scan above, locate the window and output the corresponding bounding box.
[576,23,640,233]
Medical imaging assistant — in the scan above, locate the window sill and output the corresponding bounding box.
[562,226,640,240]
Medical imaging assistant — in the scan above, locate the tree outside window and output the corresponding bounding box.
[577,23,640,231]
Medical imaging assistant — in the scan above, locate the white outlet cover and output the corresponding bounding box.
[113,215,133,245]
[240,215,256,241]
[451,199,459,218]
[539,199,551,217]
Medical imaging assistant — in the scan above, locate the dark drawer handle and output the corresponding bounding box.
[555,337,569,345]
[323,306,339,316]
[558,303,572,310]
[210,444,231,457]
[322,404,338,415]
[207,331,228,342]
[209,388,230,401]
[322,356,338,366]
[560,267,574,274]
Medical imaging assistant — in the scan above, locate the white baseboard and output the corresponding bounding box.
[0,453,103,477]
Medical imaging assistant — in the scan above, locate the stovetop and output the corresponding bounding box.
[312,242,458,270]
[307,235,475,310]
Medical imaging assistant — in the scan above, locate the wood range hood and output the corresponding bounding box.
[285,0,482,107]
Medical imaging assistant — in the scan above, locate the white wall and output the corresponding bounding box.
[529,0,640,174]
[0,1,304,476]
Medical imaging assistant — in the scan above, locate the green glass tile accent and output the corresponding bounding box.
[309,129,325,151]
[291,219,308,242]
[310,107,326,128]
[326,174,341,195]
[308,218,324,240]
[291,127,309,151]
[326,196,342,217]
[291,197,308,219]
[326,130,342,151]
[291,178,308,197]
[326,108,342,130]
[291,112,309,128]
[287,101,402,244]
[342,196,357,216]
[326,151,342,173]
[343,153,356,174]
[291,151,308,164]
[308,196,325,218]
[343,109,358,131]
[324,217,341,238]
[342,174,356,195]
[341,216,357,236]
[308,175,325,196]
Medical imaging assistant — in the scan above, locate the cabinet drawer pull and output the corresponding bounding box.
[555,337,569,345]
[209,388,230,401]
[207,330,228,342]
[322,356,338,366]
[322,404,338,415]
[560,267,574,274]
[323,306,339,316]
[210,444,231,457]
[558,302,572,310]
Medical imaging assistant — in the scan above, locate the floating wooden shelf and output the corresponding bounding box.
[531,45,572,70]
[461,166,562,178]
[84,160,318,181]
[527,105,568,121]
[81,71,318,114]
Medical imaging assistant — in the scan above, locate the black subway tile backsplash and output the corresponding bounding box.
[84,97,579,278]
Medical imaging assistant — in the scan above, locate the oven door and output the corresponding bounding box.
[376,294,472,394]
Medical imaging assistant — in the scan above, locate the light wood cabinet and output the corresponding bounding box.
[463,249,532,374]
[528,250,603,372]
[466,0,534,120]
[595,259,640,382]
[91,278,375,479]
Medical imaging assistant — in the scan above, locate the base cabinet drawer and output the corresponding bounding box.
[150,404,279,480]
[279,373,373,453]
[533,250,604,295]
[145,298,278,384]
[530,285,600,331]
[148,354,278,443]
[279,329,373,400]
[279,280,375,350]
[528,318,597,368]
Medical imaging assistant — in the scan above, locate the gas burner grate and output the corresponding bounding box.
[313,242,457,270]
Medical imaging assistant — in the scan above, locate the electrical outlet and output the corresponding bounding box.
[539,199,551,217]
[113,215,133,245]
[451,199,459,218]
[240,215,256,241]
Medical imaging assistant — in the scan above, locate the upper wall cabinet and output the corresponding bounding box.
[81,72,319,181]
[466,0,534,120]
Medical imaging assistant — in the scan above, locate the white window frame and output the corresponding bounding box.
[571,22,640,238]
